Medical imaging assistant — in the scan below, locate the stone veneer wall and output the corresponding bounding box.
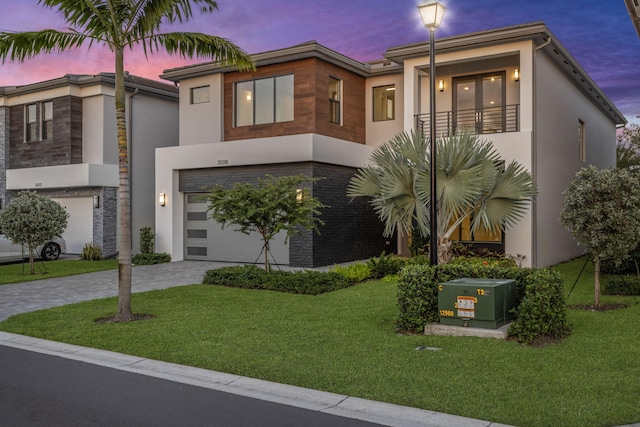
[0,107,8,208]
[179,162,388,268]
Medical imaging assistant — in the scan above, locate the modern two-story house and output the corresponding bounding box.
[0,73,178,256]
[156,22,625,268]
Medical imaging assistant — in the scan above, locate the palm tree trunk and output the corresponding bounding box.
[438,235,453,264]
[114,47,133,321]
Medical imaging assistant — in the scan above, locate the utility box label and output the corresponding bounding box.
[456,296,476,318]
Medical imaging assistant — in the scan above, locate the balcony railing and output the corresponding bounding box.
[416,104,520,140]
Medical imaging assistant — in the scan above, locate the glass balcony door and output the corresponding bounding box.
[454,72,506,135]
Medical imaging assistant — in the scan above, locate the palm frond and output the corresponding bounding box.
[0,30,89,63]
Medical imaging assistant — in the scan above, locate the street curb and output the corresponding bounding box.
[0,331,512,427]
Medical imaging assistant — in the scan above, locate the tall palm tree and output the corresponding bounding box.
[347,131,536,264]
[0,0,254,321]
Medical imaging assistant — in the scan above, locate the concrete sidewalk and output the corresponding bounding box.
[0,261,514,426]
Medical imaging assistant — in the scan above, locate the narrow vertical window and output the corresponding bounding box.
[329,76,341,124]
[373,85,395,121]
[26,103,38,142]
[42,101,53,140]
[578,119,586,162]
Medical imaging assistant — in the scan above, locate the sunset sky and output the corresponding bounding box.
[1,0,638,124]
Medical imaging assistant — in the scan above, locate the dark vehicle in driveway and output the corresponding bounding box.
[0,234,67,262]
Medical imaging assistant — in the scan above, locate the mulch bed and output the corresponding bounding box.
[95,314,155,323]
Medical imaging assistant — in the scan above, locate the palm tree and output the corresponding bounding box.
[347,131,536,264]
[0,0,254,321]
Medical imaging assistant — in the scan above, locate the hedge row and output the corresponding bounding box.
[202,265,351,295]
[397,263,569,344]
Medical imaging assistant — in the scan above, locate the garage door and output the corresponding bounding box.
[51,197,93,254]
[184,193,289,264]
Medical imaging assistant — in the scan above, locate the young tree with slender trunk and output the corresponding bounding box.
[0,0,254,321]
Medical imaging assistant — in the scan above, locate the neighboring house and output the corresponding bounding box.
[625,0,640,37]
[0,73,178,256]
[156,22,625,268]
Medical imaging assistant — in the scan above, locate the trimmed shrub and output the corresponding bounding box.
[139,226,155,255]
[330,263,371,283]
[132,253,171,265]
[604,276,640,296]
[396,262,568,344]
[202,265,351,295]
[601,244,640,274]
[81,243,102,261]
[367,251,405,279]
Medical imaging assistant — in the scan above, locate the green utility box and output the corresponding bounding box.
[438,278,517,329]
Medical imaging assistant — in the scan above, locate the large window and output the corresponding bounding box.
[234,75,294,127]
[373,85,395,121]
[25,101,53,142]
[329,76,341,124]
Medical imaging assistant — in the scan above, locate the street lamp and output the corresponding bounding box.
[417,1,446,266]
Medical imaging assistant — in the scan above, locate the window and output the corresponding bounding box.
[26,104,38,142]
[578,119,586,162]
[329,76,341,124]
[42,101,53,140]
[191,86,209,104]
[25,101,54,142]
[373,85,395,121]
[234,75,294,127]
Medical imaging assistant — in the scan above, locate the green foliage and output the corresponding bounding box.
[601,243,640,274]
[0,190,69,274]
[508,269,569,344]
[616,124,640,169]
[81,243,103,261]
[132,253,171,265]
[139,227,155,255]
[561,166,640,306]
[347,131,535,263]
[202,265,351,295]
[604,276,640,296]
[367,251,406,279]
[396,263,568,344]
[329,263,371,283]
[206,175,327,272]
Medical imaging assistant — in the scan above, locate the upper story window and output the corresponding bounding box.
[329,76,341,124]
[25,101,53,142]
[373,85,395,121]
[191,86,209,104]
[578,119,586,162]
[234,74,294,127]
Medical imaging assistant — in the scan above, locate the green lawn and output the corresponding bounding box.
[0,257,638,426]
[0,259,118,285]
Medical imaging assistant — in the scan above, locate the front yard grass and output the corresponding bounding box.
[0,259,118,285]
[0,256,638,426]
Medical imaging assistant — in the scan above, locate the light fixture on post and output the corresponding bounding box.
[418,1,446,266]
[93,195,100,208]
[159,192,166,207]
[514,69,520,81]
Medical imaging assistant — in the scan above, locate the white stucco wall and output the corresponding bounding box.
[533,52,618,267]
[178,74,224,145]
[365,74,404,147]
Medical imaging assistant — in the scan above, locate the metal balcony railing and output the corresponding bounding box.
[416,104,520,140]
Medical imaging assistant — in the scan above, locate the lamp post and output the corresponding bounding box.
[418,1,446,266]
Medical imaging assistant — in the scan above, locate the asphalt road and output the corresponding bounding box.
[0,346,383,427]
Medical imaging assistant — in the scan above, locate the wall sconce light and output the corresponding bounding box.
[296,189,304,203]
[159,192,166,206]
[514,69,520,81]
[93,195,100,208]
[438,79,444,92]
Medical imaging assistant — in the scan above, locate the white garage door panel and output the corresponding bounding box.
[52,197,93,254]
[185,193,289,264]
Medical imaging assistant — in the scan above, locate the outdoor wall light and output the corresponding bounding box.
[296,188,304,203]
[93,195,100,208]
[159,192,166,206]
[439,79,444,91]
[514,69,520,81]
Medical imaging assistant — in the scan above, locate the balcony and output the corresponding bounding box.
[416,104,520,140]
